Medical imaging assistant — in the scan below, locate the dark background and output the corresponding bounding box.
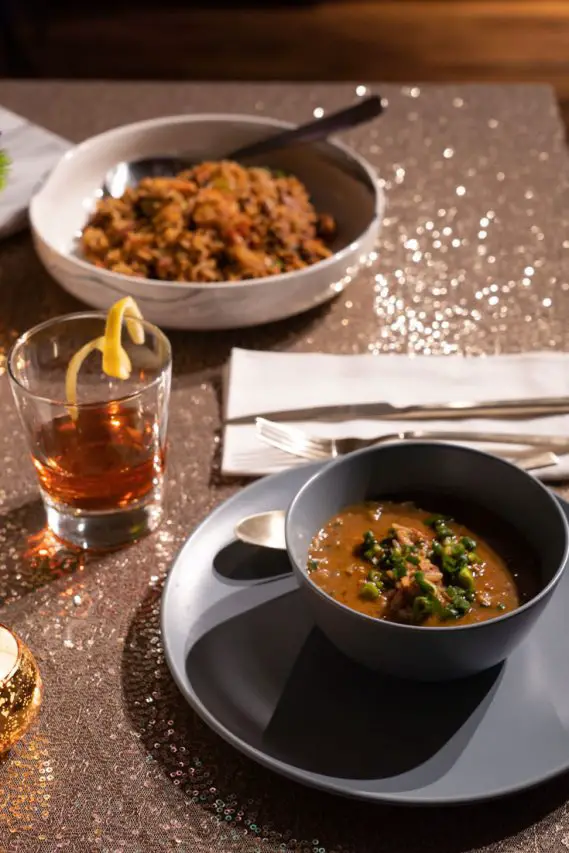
[2,1,569,125]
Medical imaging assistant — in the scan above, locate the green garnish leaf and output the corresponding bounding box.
[431,540,443,557]
[0,150,10,191]
[414,570,436,596]
[413,595,433,621]
[359,582,381,601]
[424,514,451,528]
[444,585,472,618]
[457,566,475,592]
[359,530,385,567]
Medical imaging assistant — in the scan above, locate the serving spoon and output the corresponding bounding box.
[234,450,561,551]
[103,95,384,198]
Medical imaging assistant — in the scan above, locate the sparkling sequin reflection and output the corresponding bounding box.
[1,735,54,833]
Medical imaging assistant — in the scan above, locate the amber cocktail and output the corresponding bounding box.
[9,312,171,550]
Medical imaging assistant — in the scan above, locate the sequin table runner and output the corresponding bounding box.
[1,81,569,852]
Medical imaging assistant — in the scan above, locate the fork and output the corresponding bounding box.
[255,417,569,464]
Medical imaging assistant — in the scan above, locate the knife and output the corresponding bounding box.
[225,396,569,425]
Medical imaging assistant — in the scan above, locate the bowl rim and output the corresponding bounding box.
[29,111,384,292]
[285,440,569,633]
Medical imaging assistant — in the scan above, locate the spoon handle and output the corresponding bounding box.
[228,95,384,161]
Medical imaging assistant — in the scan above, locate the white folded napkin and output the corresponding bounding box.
[222,348,569,481]
[0,106,70,239]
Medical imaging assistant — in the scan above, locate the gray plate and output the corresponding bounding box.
[161,463,569,806]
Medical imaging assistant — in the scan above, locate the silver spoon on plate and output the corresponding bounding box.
[102,95,384,197]
[235,509,287,551]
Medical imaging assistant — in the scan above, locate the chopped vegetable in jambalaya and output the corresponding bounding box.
[81,160,336,282]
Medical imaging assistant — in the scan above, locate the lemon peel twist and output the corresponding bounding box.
[65,297,145,417]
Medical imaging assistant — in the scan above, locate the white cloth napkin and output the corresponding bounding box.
[0,106,70,239]
[222,348,569,481]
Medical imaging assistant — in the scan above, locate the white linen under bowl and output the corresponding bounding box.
[29,114,384,330]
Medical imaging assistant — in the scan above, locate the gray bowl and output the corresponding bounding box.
[285,442,569,682]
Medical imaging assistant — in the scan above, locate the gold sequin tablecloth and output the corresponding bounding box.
[1,81,569,852]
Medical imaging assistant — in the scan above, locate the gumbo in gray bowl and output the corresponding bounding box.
[286,441,569,681]
[161,461,569,803]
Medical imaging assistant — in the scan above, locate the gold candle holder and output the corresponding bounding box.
[0,625,42,753]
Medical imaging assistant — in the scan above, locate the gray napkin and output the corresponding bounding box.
[0,106,70,239]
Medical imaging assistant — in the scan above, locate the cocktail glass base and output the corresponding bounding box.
[42,489,164,551]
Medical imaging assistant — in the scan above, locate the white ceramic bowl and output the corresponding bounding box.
[29,114,384,330]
